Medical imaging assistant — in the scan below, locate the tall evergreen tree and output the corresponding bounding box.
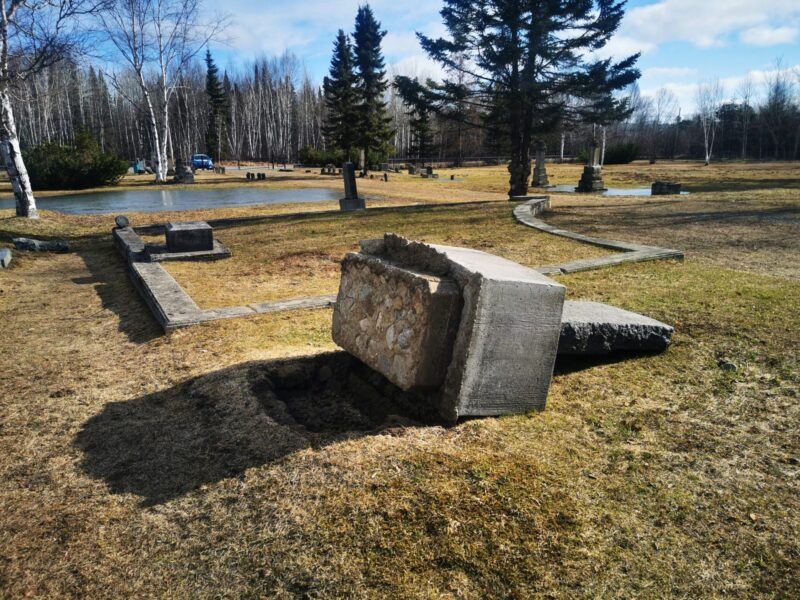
[323,30,359,160]
[205,49,228,160]
[352,4,393,172]
[419,0,640,197]
[394,76,437,165]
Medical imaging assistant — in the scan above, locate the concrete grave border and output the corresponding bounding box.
[512,196,684,274]
[113,225,334,332]
[113,197,683,333]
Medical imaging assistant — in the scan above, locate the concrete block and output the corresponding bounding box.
[12,237,69,252]
[165,221,213,252]
[558,300,673,355]
[360,234,566,422]
[0,248,11,268]
[651,181,682,195]
[332,253,462,391]
[339,196,366,211]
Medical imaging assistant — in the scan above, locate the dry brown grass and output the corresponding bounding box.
[162,203,610,309]
[0,161,798,598]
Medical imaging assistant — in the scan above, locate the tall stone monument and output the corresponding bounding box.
[575,138,606,192]
[339,162,365,211]
[532,140,549,187]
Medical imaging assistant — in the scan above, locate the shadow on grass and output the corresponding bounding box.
[76,348,665,506]
[553,352,655,376]
[687,178,800,193]
[75,352,443,506]
[74,241,161,344]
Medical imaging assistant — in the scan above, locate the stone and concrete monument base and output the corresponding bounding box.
[576,165,606,192]
[331,234,674,423]
[333,234,567,422]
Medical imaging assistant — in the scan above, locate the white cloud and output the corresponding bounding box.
[643,67,697,79]
[740,25,799,46]
[641,62,800,114]
[388,54,447,82]
[619,0,800,49]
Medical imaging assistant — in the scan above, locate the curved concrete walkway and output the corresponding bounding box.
[513,196,684,275]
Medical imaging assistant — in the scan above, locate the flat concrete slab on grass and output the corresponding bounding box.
[559,300,673,355]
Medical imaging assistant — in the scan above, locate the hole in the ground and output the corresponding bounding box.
[251,351,446,443]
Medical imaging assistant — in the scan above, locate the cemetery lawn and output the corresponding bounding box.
[0,162,799,597]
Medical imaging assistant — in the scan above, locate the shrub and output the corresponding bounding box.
[576,142,639,165]
[24,132,129,190]
[603,143,639,164]
[297,146,348,167]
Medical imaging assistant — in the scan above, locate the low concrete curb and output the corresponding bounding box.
[112,197,683,333]
[113,226,334,332]
[513,198,684,274]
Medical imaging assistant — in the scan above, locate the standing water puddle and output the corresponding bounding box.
[0,187,341,215]
[545,185,689,196]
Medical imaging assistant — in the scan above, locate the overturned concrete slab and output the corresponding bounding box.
[559,300,673,355]
[341,234,566,422]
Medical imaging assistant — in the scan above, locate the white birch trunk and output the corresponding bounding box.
[0,88,37,218]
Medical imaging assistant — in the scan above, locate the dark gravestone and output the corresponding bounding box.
[383,173,388,182]
[651,181,682,195]
[340,162,365,211]
[166,222,214,252]
[532,140,549,187]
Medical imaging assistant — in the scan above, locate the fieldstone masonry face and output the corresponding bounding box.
[332,253,462,391]
[333,234,567,422]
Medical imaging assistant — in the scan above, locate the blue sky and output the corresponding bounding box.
[216,0,799,112]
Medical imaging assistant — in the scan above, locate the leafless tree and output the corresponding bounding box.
[696,79,724,165]
[736,75,754,159]
[1,0,106,217]
[647,87,679,163]
[99,0,226,182]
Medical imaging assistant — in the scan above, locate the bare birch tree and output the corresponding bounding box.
[696,79,724,165]
[1,0,105,217]
[736,75,754,159]
[99,0,225,182]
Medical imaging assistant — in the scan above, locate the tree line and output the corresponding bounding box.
[4,0,799,216]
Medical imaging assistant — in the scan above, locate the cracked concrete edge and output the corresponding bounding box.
[512,198,684,273]
[113,226,335,332]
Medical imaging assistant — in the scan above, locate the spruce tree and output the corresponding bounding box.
[419,0,640,197]
[323,30,359,161]
[204,49,228,160]
[394,76,437,165]
[352,4,393,173]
